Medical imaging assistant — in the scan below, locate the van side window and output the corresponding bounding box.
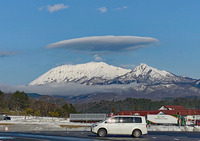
[108,117,142,123]
[133,117,142,123]
[119,117,133,123]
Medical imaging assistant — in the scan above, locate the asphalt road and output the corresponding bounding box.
[0,131,200,141]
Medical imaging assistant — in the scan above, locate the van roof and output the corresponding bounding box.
[110,115,144,118]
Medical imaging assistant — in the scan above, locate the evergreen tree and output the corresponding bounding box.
[10,91,29,111]
[0,90,5,109]
[62,103,69,112]
[69,103,77,113]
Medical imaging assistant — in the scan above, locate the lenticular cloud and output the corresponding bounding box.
[46,35,158,53]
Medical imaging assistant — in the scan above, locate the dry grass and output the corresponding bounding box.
[60,125,91,128]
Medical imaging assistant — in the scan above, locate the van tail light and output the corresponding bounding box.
[146,124,148,128]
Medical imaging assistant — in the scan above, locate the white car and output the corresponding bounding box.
[91,115,148,138]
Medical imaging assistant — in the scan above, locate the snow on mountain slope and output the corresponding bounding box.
[113,63,195,85]
[196,80,200,85]
[133,63,172,78]
[127,63,176,82]
[195,80,200,88]
[29,62,131,85]
[29,62,196,86]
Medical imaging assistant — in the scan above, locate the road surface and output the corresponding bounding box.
[0,131,200,141]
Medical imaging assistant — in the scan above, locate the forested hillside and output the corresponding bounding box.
[1,90,200,117]
[77,97,200,114]
[0,90,77,118]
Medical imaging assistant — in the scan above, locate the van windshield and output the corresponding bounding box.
[106,117,119,123]
[100,119,106,123]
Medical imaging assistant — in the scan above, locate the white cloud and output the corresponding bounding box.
[46,35,159,53]
[0,50,17,57]
[98,7,107,13]
[39,4,69,13]
[115,6,128,10]
[38,6,44,11]
[0,83,139,96]
[123,6,128,9]
[94,54,102,61]
[47,4,69,13]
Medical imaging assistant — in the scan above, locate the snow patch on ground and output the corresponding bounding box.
[0,116,200,132]
[148,125,200,132]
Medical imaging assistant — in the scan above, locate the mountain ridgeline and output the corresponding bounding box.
[29,62,197,86]
[29,62,130,86]
[29,62,200,102]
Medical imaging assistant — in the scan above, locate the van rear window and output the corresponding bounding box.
[134,117,142,123]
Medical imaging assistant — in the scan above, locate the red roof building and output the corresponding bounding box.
[118,105,200,116]
[159,105,186,110]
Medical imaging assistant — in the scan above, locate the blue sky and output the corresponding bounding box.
[0,0,200,86]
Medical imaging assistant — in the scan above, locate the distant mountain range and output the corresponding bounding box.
[29,62,200,103]
[29,62,197,86]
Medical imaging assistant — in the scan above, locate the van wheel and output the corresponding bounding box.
[97,129,106,137]
[132,129,141,138]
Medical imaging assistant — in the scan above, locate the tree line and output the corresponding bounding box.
[2,90,200,117]
[0,90,77,118]
[77,97,200,114]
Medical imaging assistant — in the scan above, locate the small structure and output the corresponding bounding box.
[119,105,200,117]
[159,105,186,111]
[147,114,179,125]
[118,105,200,126]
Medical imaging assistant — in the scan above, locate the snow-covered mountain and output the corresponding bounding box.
[29,62,200,102]
[29,62,196,86]
[29,62,131,85]
[108,63,195,85]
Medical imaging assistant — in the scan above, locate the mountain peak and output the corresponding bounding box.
[133,63,170,77]
[29,62,196,86]
[139,63,149,67]
[29,62,131,85]
[82,61,107,66]
[136,63,150,71]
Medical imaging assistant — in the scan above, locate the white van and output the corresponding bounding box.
[91,115,148,138]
